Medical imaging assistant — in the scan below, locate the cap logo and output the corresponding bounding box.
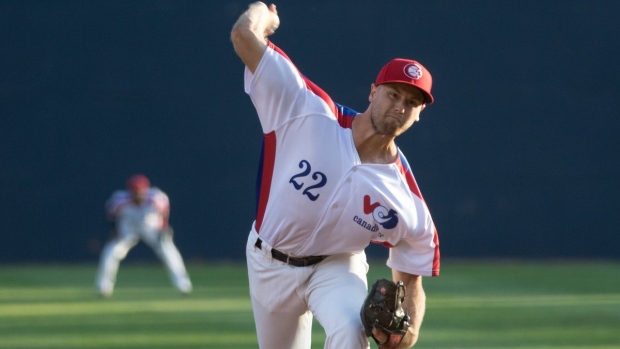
[403,63,422,80]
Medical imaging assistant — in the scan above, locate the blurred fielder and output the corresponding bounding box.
[95,174,192,297]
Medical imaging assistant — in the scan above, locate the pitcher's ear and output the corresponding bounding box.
[369,83,377,101]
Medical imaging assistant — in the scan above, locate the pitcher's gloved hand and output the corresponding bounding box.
[360,278,410,348]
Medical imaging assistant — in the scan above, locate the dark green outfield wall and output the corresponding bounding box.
[2,0,619,263]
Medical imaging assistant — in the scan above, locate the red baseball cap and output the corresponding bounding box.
[375,58,434,104]
[126,174,150,192]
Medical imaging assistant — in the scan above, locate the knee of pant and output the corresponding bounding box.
[109,245,131,260]
[112,249,128,260]
[324,316,366,346]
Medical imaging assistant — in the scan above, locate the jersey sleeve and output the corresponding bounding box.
[148,188,170,228]
[386,151,441,277]
[387,211,440,277]
[149,188,170,215]
[243,42,342,133]
[105,190,129,219]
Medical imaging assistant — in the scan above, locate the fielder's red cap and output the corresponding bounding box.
[126,174,150,192]
[375,58,434,104]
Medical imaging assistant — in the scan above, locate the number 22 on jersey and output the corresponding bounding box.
[289,160,327,201]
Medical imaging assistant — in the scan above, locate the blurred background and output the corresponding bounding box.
[1,0,619,264]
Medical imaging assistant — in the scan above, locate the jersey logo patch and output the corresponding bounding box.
[363,195,399,229]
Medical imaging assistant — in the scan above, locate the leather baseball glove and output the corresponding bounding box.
[360,278,410,348]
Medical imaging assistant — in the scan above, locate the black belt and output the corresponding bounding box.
[255,238,327,267]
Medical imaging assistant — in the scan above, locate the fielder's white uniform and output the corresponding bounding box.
[95,187,192,296]
[243,43,440,349]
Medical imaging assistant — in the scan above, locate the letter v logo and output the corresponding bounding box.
[363,195,381,214]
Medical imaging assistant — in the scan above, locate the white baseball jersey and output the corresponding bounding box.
[246,43,440,277]
[105,188,170,234]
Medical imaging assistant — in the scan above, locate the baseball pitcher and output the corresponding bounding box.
[232,2,440,348]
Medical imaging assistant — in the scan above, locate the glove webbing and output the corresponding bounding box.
[367,280,409,348]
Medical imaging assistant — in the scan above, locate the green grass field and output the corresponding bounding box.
[1,260,619,349]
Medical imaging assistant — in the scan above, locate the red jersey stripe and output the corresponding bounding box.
[255,132,277,233]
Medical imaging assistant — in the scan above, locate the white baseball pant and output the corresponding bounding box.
[95,228,192,296]
[246,229,370,349]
